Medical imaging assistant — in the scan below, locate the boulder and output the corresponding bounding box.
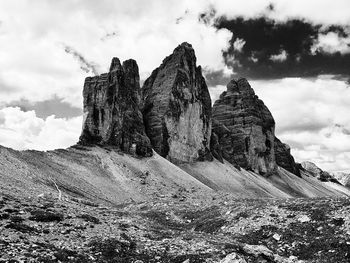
[142,42,212,163]
[79,58,152,157]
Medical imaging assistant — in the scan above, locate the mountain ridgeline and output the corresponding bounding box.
[79,42,299,176]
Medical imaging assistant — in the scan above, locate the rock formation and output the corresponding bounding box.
[142,42,212,163]
[79,58,152,157]
[211,78,276,175]
[77,42,302,173]
[301,161,339,183]
[274,137,301,176]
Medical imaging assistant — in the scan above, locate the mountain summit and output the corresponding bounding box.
[211,78,276,175]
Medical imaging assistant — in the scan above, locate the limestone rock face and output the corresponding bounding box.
[274,137,301,177]
[79,58,152,157]
[212,78,276,175]
[142,42,212,163]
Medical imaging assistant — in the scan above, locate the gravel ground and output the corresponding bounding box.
[1,191,350,263]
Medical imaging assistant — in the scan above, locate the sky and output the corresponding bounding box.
[0,0,349,171]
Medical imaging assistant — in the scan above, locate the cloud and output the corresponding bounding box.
[7,96,82,119]
[100,31,118,41]
[312,32,350,54]
[0,107,82,151]
[270,50,287,62]
[233,38,246,52]
[203,68,233,87]
[63,45,100,75]
[206,0,350,25]
[0,0,231,109]
[213,16,350,79]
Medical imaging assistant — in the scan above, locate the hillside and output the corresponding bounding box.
[1,144,349,207]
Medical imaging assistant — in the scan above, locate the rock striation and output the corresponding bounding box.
[79,58,152,157]
[274,137,301,177]
[142,42,212,163]
[211,78,276,175]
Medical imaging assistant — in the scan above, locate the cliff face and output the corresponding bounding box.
[274,137,301,177]
[142,42,212,163]
[79,58,152,157]
[212,79,276,175]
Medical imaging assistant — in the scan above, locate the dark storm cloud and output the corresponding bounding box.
[63,45,99,75]
[210,16,350,80]
[7,96,82,119]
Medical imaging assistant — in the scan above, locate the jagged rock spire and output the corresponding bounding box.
[211,78,276,175]
[142,42,212,163]
[79,58,152,157]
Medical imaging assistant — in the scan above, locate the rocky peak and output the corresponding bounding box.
[301,161,337,182]
[142,42,212,163]
[109,57,122,71]
[211,78,276,175]
[79,58,152,156]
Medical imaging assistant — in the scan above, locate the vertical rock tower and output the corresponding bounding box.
[79,58,152,157]
[142,42,212,163]
[212,78,276,175]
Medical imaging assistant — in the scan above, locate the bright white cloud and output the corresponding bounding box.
[312,32,350,54]
[0,107,82,150]
[233,38,246,52]
[270,50,288,62]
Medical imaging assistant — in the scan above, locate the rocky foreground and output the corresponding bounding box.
[1,192,350,263]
